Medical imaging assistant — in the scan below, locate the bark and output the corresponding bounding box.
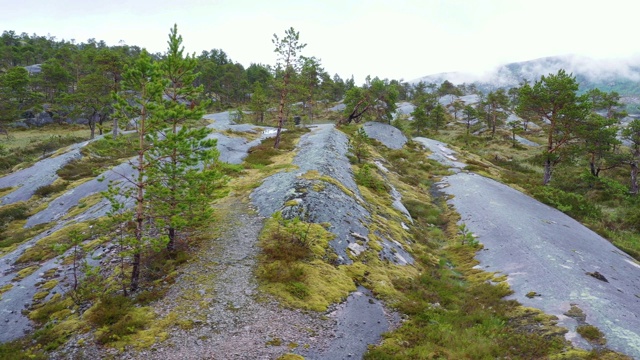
[167,227,176,252]
[89,112,98,139]
[131,103,147,294]
[590,157,598,177]
[543,157,553,185]
[274,71,290,149]
[166,120,178,251]
[341,99,369,125]
[631,162,639,195]
[130,252,141,292]
[491,112,497,137]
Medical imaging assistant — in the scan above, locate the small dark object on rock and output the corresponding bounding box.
[526,291,541,298]
[586,271,608,282]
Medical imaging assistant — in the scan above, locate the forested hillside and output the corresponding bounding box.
[0,28,358,138]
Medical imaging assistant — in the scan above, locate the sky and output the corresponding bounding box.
[1,0,639,84]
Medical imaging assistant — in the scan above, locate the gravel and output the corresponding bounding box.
[58,201,398,360]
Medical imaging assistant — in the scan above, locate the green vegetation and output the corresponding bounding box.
[33,181,68,197]
[577,325,607,345]
[85,295,151,344]
[243,126,309,168]
[257,212,354,311]
[1,22,638,360]
[352,120,629,359]
[0,134,84,174]
[57,133,138,181]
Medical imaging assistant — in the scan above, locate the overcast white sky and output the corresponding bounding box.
[1,0,638,84]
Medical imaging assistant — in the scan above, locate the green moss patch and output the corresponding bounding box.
[257,212,355,311]
[577,325,607,346]
[16,222,90,264]
[13,265,39,281]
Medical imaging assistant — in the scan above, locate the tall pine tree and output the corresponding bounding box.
[146,24,225,252]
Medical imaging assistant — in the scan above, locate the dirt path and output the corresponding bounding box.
[127,199,336,360]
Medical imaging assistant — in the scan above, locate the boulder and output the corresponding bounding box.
[362,122,407,150]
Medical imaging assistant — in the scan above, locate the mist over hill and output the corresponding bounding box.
[412,55,640,108]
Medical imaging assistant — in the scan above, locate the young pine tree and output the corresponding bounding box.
[146,24,225,252]
[272,27,306,148]
[110,49,164,293]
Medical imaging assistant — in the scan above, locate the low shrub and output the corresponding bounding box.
[86,295,133,328]
[355,164,388,193]
[87,295,150,344]
[577,325,606,345]
[34,182,68,197]
[532,186,602,220]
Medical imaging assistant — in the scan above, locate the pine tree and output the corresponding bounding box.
[111,49,164,292]
[411,105,429,136]
[430,103,446,132]
[518,70,591,185]
[272,27,306,148]
[146,24,224,252]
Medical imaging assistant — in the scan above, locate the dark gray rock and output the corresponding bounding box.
[251,124,413,266]
[328,103,346,112]
[251,125,370,264]
[0,141,88,205]
[421,136,640,358]
[24,112,54,127]
[301,286,399,360]
[362,122,407,150]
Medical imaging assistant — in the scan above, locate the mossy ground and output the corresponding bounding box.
[345,123,627,359]
[424,119,640,263]
[1,113,633,359]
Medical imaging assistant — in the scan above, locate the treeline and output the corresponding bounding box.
[0,28,360,137]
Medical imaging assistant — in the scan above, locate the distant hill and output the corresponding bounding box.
[412,55,640,111]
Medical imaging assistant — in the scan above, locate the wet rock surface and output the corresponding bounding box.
[2,113,408,358]
[304,287,400,360]
[514,135,540,147]
[251,124,371,264]
[0,141,88,205]
[362,122,407,150]
[414,137,466,170]
[422,137,640,358]
[1,111,281,344]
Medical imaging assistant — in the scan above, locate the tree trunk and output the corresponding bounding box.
[89,113,97,140]
[590,160,598,177]
[112,116,118,138]
[491,112,497,137]
[631,162,638,195]
[130,252,140,292]
[166,120,179,251]
[274,71,290,149]
[98,114,104,135]
[167,227,176,252]
[132,104,146,294]
[543,157,553,185]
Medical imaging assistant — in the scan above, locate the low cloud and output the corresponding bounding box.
[411,55,640,87]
